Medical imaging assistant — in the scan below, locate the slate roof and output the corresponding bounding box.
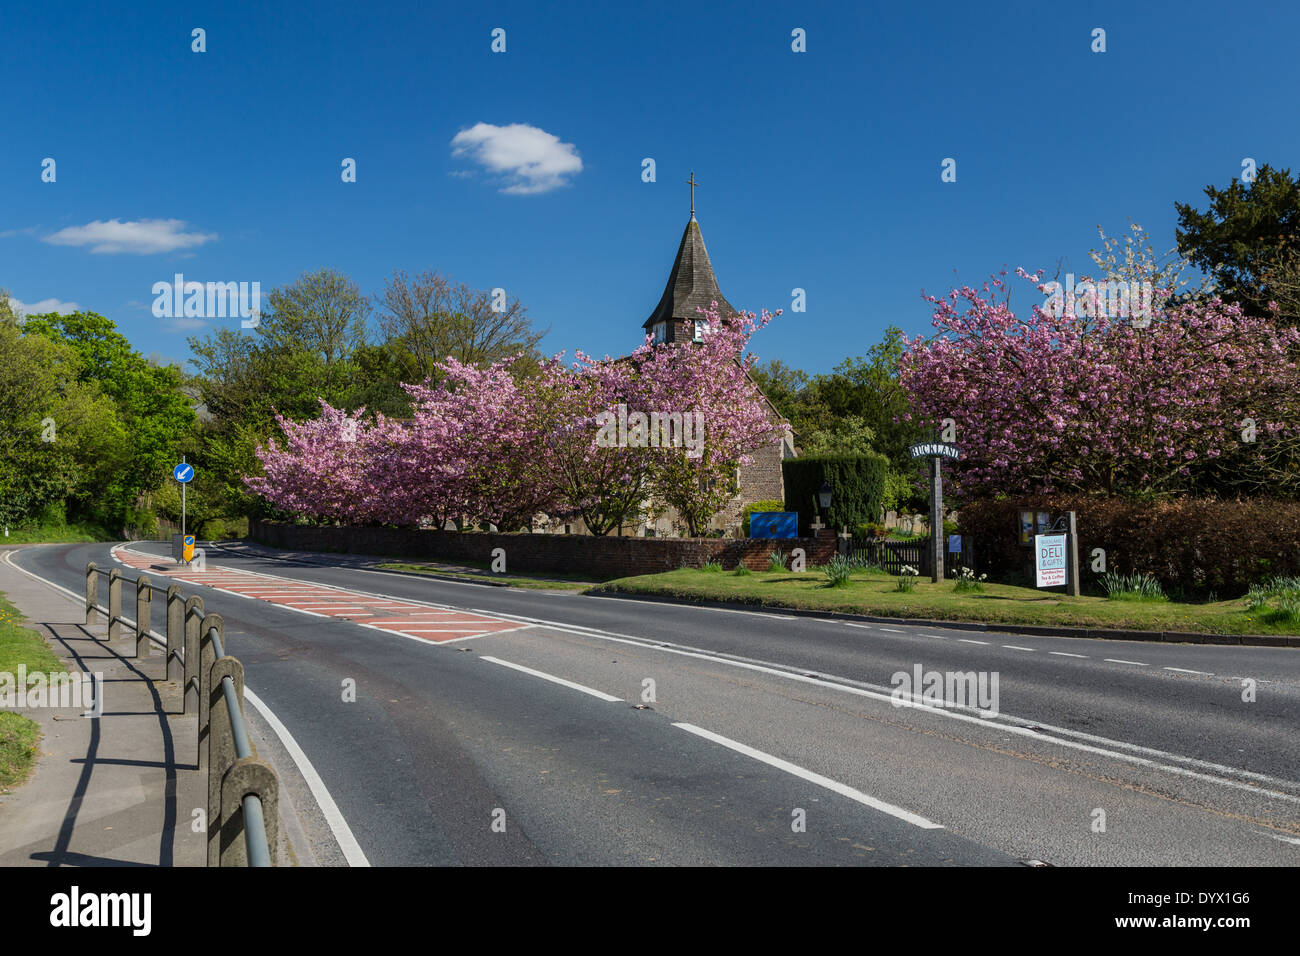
[643,217,737,329]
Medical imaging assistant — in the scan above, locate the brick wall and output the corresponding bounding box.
[250,519,836,578]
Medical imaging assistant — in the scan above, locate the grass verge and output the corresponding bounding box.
[595,568,1300,636]
[0,592,65,791]
[0,521,114,544]
[0,713,41,790]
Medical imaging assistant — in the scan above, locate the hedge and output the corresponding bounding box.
[783,453,888,536]
[958,496,1300,596]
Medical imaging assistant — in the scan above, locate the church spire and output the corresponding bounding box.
[642,208,736,340]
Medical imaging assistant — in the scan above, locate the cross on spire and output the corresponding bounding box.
[686,171,699,219]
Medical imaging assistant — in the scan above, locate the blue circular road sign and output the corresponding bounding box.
[173,463,194,483]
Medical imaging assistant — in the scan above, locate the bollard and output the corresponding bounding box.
[183,596,204,717]
[197,613,223,772]
[135,575,152,658]
[85,563,98,625]
[85,561,98,629]
[166,585,184,683]
[107,569,122,641]
[207,653,243,866]
[219,758,279,867]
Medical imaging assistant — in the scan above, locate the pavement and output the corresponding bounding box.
[0,547,304,867]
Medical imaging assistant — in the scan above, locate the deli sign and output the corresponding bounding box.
[1035,534,1068,587]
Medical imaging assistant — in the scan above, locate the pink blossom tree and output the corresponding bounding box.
[899,270,1300,499]
[635,306,789,535]
[244,307,789,535]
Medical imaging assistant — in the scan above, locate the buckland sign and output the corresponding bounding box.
[909,442,961,461]
[909,441,961,582]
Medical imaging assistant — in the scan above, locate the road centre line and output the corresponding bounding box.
[161,549,1294,796]
[230,548,1242,685]
[479,656,623,701]
[1106,659,1149,666]
[673,722,943,830]
[453,614,1300,800]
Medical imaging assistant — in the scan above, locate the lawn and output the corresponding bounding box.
[0,592,66,791]
[0,520,114,544]
[595,567,1300,637]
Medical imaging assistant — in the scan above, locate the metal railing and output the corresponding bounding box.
[85,561,279,866]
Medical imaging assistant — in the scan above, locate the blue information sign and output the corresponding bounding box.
[750,512,798,539]
[173,463,194,483]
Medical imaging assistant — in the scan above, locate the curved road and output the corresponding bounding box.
[11,540,1300,866]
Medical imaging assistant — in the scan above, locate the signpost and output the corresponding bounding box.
[173,459,194,563]
[1032,511,1081,596]
[1035,534,1067,587]
[909,441,961,582]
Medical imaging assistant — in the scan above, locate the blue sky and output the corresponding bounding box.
[4,0,1298,375]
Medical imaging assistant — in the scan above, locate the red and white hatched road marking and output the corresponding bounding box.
[111,546,527,644]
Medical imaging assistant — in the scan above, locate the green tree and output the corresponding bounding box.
[19,310,194,528]
[1176,163,1300,317]
[0,322,126,528]
[0,289,19,327]
[375,269,546,385]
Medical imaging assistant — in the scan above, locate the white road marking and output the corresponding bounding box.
[673,723,943,829]
[242,688,371,867]
[1,550,372,867]
[1105,659,1149,666]
[922,634,948,640]
[1164,667,1212,675]
[129,544,1300,801]
[1003,645,1035,651]
[1050,652,1088,659]
[842,622,873,629]
[1269,833,1300,846]
[480,656,622,701]
[466,614,1300,803]
[958,639,990,645]
[879,627,904,633]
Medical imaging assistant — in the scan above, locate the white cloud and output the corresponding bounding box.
[451,122,582,195]
[8,296,80,318]
[165,316,209,331]
[42,218,217,255]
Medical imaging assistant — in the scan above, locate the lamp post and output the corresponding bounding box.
[810,482,832,537]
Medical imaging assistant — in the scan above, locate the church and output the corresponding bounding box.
[622,179,795,536]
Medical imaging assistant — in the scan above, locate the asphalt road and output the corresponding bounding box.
[13,540,1300,866]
